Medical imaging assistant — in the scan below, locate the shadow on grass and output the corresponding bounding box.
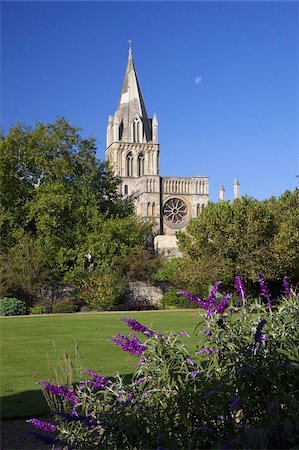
[1,389,48,420]
[1,373,134,420]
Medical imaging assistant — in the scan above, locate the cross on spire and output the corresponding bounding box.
[128,39,132,54]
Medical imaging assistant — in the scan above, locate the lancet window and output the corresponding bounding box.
[126,152,134,177]
[137,153,145,176]
[132,116,143,143]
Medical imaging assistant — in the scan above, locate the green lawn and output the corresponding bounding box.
[0,310,201,419]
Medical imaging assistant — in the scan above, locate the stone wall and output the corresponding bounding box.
[124,281,164,310]
[40,283,76,306]
[154,235,181,258]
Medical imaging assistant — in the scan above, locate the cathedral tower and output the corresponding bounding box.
[105,45,161,224]
[105,46,209,242]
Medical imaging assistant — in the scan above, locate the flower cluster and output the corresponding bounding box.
[235,276,246,305]
[257,272,272,307]
[196,347,217,355]
[109,333,147,356]
[26,418,57,433]
[120,317,154,336]
[81,369,111,389]
[282,275,291,299]
[26,271,299,450]
[37,381,79,404]
[178,282,231,317]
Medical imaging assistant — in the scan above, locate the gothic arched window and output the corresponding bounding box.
[152,202,156,217]
[124,184,128,195]
[132,116,143,143]
[137,153,145,176]
[126,152,134,177]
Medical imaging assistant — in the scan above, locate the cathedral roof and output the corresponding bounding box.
[115,48,151,142]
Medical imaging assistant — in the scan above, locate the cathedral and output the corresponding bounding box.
[105,46,240,252]
[105,46,209,246]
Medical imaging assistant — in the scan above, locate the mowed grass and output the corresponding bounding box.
[0,310,202,419]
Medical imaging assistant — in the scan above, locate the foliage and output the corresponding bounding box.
[69,297,87,312]
[0,119,151,307]
[31,277,299,449]
[161,288,199,309]
[53,301,76,314]
[0,297,27,316]
[1,311,199,419]
[0,234,50,305]
[78,267,127,311]
[155,257,181,286]
[115,246,162,283]
[29,306,48,315]
[176,192,299,292]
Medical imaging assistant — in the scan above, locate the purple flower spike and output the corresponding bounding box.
[190,369,200,379]
[235,276,246,305]
[178,331,190,337]
[282,276,291,299]
[208,281,222,304]
[81,370,111,389]
[133,376,146,385]
[120,317,154,336]
[37,381,79,404]
[26,419,57,433]
[185,357,194,366]
[177,291,204,307]
[179,288,231,317]
[196,347,217,355]
[257,272,272,307]
[214,294,231,314]
[109,333,146,356]
[253,319,267,354]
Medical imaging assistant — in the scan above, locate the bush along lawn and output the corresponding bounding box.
[27,274,299,449]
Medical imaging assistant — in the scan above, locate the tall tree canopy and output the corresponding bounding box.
[0,118,151,302]
[176,192,299,291]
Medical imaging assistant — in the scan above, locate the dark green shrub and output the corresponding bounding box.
[161,289,199,309]
[53,301,76,314]
[29,306,48,315]
[69,297,87,312]
[0,297,27,316]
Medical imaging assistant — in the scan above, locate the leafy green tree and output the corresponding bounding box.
[0,234,50,304]
[176,191,299,291]
[115,246,162,283]
[0,118,152,304]
[78,267,127,311]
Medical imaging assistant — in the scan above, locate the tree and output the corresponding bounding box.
[176,192,299,292]
[0,118,151,303]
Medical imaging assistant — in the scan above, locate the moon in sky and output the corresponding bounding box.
[195,77,202,84]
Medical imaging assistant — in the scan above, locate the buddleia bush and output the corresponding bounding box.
[27,275,299,449]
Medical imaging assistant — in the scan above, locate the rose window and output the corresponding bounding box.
[163,198,187,225]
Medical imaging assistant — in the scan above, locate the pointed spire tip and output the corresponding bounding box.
[128,39,133,55]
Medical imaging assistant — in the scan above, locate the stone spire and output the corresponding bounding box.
[219,184,225,201]
[152,113,158,143]
[234,177,240,199]
[113,45,152,143]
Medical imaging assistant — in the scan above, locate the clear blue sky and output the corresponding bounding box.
[1,1,298,202]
